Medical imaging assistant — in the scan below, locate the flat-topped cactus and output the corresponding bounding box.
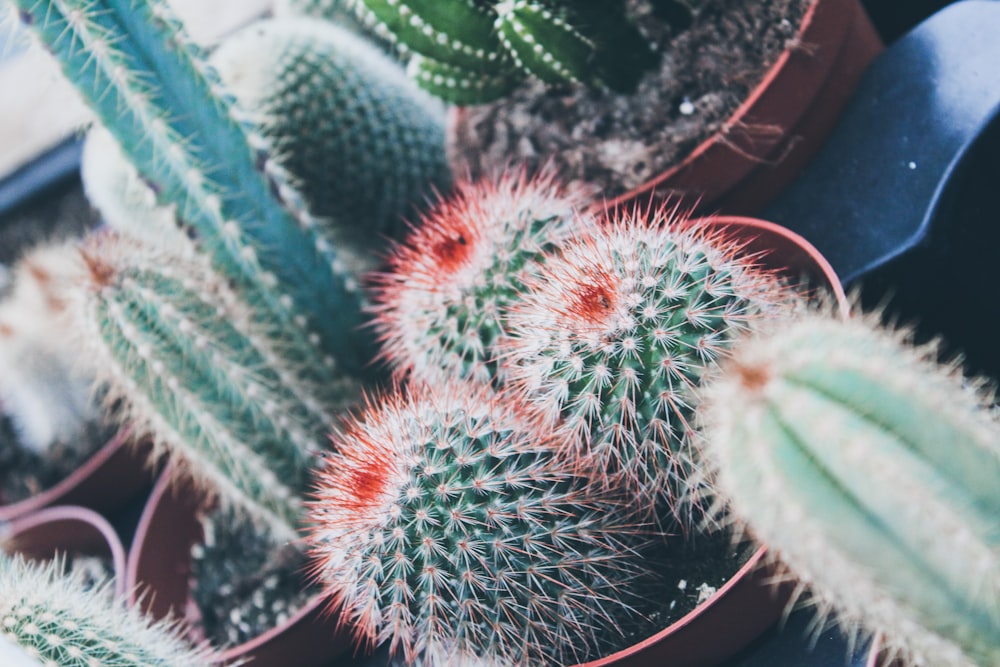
[698,312,1000,667]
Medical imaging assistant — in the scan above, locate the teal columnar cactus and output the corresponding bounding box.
[372,171,596,385]
[81,18,450,244]
[0,554,216,666]
[698,312,1000,667]
[309,382,651,666]
[501,212,800,524]
[346,0,661,103]
[11,0,373,376]
[69,234,356,538]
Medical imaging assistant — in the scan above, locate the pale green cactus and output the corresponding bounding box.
[698,311,1000,667]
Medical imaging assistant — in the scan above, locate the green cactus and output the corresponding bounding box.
[309,381,653,666]
[371,171,597,386]
[698,312,1000,667]
[68,233,358,538]
[501,212,801,525]
[346,0,667,103]
[11,0,374,376]
[0,553,216,666]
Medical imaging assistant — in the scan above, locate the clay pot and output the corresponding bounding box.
[450,0,883,217]
[1,504,127,597]
[0,428,155,523]
[126,468,354,667]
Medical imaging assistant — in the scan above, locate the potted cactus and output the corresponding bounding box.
[288,0,883,214]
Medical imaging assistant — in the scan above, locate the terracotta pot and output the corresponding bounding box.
[450,0,883,217]
[127,468,354,667]
[0,428,155,523]
[1,504,127,597]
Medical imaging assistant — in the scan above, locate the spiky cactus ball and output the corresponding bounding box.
[698,312,1000,667]
[372,172,596,385]
[501,212,801,523]
[309,382,652,666]
[0,554,216,666]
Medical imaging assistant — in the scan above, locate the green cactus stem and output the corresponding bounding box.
[698,312,1000,667]
[11,0,374,375]
[502,211,801,525]
[309,382,653,666]
[371,171,597,386]
[0,553,217,666]
[68,233,359,538]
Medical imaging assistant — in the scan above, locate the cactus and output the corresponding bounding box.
[82,17,451,244]
[697,312,1000,667]
[309,381,652,666]
[66,233,358,538]
[501,211,801,524]
[0,242,97,454]
[11,0,373,376]
[371,171,596,386]
[345,0,666,103]
[0,553,216,666]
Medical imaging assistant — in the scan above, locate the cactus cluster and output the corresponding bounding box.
[0,553,216,666]
[697,311,1000,667]
[344,0,672,103]
[309,382,652,667]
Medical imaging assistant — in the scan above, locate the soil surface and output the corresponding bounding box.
[448,0,813,200]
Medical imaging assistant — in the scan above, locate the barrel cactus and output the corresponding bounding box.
[371,171,597,386]
[501,211,802,524]
[309,381,652,666]
[698,311,1000,667]
[0,553,216,666]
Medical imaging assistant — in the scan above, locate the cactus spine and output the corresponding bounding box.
[346,0,659,103]
[309,382,651,666]
[0,553,216,666]
[502,212,799,523]
[372,172,596,385]
[698,312,1000,667]
[68,234,355,538]
[11,0,373,375]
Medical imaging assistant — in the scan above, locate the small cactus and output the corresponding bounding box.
[501,211,801,524]
[371,171,596,385]
[309,382,652,666]
[697,311,1000,667]
[0,553,216,666]
[66,233,358,538]
[346,0,664,103]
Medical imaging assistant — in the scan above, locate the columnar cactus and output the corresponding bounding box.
[309,382,652,666]
[345,0,664,103]
[11,0,373,375]
[697,312,1000,667]
[0,553,216,666]
[67,234,357,538]
[372,171,596,385]
[82,17,450,244]
[501,212,801,524]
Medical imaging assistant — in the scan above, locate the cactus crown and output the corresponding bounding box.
[501,209,801,524]
[698,311,1000,667]
[0,553,217,666]
[309,382,652,666]
[346,0,683,103]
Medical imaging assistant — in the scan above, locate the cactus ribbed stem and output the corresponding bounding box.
[699,313,1000,667]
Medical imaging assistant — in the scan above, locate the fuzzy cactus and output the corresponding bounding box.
[501,211,801,524]
[11,0,374,376]
[0,553,216,666]
[697,312,1000,667]
[309,382,653,666]
[372,171,596,385]
[82,17,450,244]
[345,0,665,103]
[66,233,359,538]
[0,242,97,454]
